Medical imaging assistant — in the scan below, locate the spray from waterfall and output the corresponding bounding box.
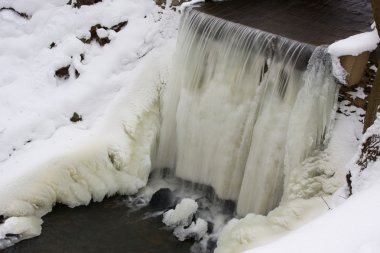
[154,8,338,216]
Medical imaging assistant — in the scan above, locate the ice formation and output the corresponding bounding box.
[163,198,199,227]
[174,218,208,241]
[154,9,338,216]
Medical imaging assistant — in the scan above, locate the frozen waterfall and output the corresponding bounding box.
[154,9,338,216]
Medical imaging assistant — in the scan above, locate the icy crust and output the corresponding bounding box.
[0,43,175,249]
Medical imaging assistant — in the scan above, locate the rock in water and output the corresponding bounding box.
[149,188,174,210]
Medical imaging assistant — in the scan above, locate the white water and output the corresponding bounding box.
[154,9,338,216]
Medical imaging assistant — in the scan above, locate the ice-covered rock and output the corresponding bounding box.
[174,218,208,241]
[162,198,198,227]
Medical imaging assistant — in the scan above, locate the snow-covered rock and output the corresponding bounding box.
[174,218,208,241]
[162,198,198,227]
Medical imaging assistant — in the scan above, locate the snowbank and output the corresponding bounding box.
[242,177,380,253]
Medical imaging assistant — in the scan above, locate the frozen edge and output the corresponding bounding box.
[0,47,174,247]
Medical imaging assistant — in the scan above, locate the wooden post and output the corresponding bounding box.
[363,0,380,132]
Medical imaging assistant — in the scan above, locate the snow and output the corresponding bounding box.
[242,176,380,253]
[328,24,379,84]
[96,28,109,38]
[328,27,379,57]
[348,87,367,100]
[179,0,205,12]
[162,198,198,227]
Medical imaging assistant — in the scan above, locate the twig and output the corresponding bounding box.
[320,196,332,210]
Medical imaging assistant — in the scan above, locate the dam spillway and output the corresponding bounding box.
[154,8,338,216]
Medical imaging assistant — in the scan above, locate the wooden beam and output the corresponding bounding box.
[363,0,380,132]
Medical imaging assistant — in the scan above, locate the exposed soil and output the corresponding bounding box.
[79,21,128,46]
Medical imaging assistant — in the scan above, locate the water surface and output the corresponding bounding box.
[1,197,192,253]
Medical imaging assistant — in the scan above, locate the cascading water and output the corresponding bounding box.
[154,8,338,216]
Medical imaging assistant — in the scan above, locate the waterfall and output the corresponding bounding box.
[154,9,338,216]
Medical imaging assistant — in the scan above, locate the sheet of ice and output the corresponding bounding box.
[163,198,198,227]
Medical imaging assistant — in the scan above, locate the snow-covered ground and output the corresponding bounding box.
[1,0,380,252]
[0,0,180,248]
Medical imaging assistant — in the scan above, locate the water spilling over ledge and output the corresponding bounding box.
[154,9,338,216]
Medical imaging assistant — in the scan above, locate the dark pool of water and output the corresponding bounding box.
[0,197,192,253]
[198,0,373,45]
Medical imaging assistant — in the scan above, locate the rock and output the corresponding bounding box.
[80,24,110,46]
[68,0,102,8]
[55,65,79,80]
[75,69,80,78]
[0,215,6,224]
[55,65,70,80]
[149,188,174,210]
[206,221,214,233]
[49,42,56,49]
[70,112,82,123]
[111,21,128,32]
[5,234,20,240]
[154,0,190,7]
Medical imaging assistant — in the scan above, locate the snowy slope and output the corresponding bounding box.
[0,0,180,247]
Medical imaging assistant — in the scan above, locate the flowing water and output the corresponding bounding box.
[0,197,193,253]
[154,9,338,216]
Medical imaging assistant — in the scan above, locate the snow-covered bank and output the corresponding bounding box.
[0,0,180,247]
